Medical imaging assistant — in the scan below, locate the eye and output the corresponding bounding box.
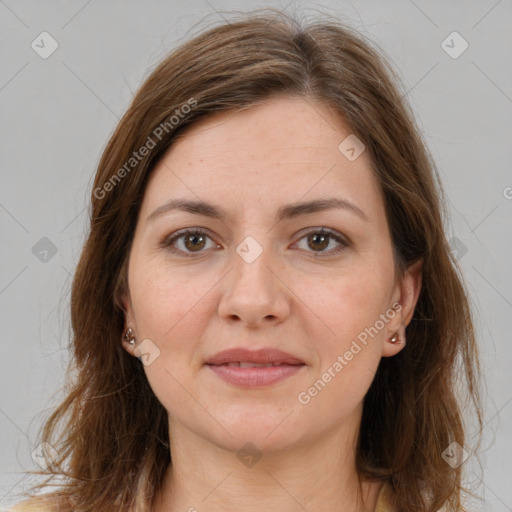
[162,229,220,257]
[293,228,349,256]
[161,227,349,257]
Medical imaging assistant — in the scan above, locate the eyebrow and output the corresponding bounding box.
[146,197,369,224]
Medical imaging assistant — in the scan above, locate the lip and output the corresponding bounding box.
[205,348,305,366]
[205,348,306,388]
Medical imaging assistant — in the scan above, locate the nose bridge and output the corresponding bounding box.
[232,233,278,297]
[217,233,289,325]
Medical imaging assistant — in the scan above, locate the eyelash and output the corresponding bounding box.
[161,227,349,258]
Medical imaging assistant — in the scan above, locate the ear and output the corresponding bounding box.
[120,292,138,357]
[382,258,423,357]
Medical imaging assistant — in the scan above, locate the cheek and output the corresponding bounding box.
[296,260,392,394]
[303,260,393,340]
[129,254,209,339]
[128,262,211,411]
[294,270,388,419]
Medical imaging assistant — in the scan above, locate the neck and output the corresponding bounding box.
[152,416,382,512]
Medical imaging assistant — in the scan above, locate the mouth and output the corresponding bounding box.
[205,348,306,387]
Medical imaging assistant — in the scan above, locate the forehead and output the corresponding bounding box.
[140,96,385,222]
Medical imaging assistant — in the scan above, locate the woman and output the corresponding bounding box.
[11,8,482,512]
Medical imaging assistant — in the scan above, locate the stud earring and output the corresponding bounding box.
[390,325,406,346]
[124,328,136,345]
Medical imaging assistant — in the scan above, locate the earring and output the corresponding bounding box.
[390,325,406,345]
[124,328,136,345]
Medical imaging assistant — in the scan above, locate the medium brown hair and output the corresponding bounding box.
[18,8,483,511]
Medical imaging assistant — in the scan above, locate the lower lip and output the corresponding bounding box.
[207,364,305,387]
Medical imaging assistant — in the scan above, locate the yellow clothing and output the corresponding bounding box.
[10,482,395,511]
[9,502,43,511]
[375,481,396,511]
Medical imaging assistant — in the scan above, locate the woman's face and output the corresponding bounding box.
[122,96,420,453]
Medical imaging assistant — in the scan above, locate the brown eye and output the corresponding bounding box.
[162,227,348,258]
[307,232,330,251]
[295,228,349,256]
[183,232,207,252]
[163,229,219,257]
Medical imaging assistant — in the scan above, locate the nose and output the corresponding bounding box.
[217,239,291,328]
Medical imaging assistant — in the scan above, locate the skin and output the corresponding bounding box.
[121,96,422,512]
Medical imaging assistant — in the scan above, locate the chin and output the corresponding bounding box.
[205,408,308,454]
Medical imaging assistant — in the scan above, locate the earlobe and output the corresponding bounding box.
[119,292,139,356]
[382,324,407,357]
[122,326,140,358]
[123,328,136,346]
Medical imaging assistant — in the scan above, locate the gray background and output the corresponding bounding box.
[1,0,511,510]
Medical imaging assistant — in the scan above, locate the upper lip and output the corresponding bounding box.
[205,348,305,366]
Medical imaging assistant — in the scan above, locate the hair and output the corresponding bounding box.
[17,7,483,512]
